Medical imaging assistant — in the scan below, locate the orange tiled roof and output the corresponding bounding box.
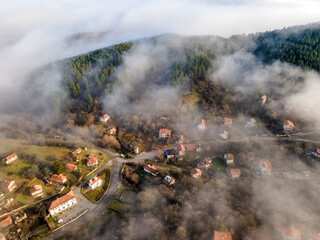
[4,153,16,160]
[48,190,76,210]
[0,216,12,227]
[284,120,295,128]
[282,227,301,239]
[230,168,241,175]
[144,164,157,173]
[89,177,101,186]
[66,163,77,171]
[159,128,171,134]
[72,148,82,154]
[51,174,66,182]
[261,161,272,170]
[191,168,202,175]
[201,119,206,126]
[87,157,98,165]
[30,185,42,194]
[214,231,232,240]
[261,95,267,100]
[101,114,110,120]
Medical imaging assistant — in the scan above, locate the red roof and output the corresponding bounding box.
[191,168,202,175]
[317,148,320,155]
[72,148,82,155]
[48,190,76,210]
[4,153,17,160]
[0,216,12,227]
[224,118,233,125]
[214,231,232,240]
[311,233,320,240]
[109,127,116,134]
[89,177,101,186]
[178,144,185,151]
[144,164,157,174]
[284,120,295,128]
[282,227,301,239]
[188,145,196,150]
[223,131,228,135]
[261,161,272,170]
[51,174,67,182]
[159,128,171,134]
[230,168,241,176]
[261,95,267,100]
[87,157,98,165]
[101,114,110,120]
[201,119,206,126]
[66,163,77,171]
[29,185,42,194]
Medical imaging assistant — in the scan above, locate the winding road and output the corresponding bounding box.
[44,132,320,239]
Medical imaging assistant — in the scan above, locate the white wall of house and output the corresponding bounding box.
[220,133,228,140]
[49,198,77,216]
[144,168,157,176]
[88,179,102,190]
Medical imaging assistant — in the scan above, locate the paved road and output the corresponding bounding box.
[44,132,320,239]
[44,150,157,240]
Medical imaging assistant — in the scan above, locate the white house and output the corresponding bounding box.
[100,114,110,123]
[230,168,241,178]
[159,128,171,138]
[86,156,98,167]
[48,190,77,216]
[283,120,295,131]
[281,227,301,240]
[261,95,267,105]
[224,154,234,165]
[177,144,185,156]
[29,185,44,198]
[3,153,17,164]
[88,177,102,190]
[191,168,202,178]
[260,161,272,175]
[198,119,206,130]
[220,131,228,140]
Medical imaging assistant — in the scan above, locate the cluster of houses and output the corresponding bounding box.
[143,164,175,186]
[0,212,28,239]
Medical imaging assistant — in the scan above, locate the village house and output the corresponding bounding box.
[260,161,272,175]
[86,155,98,167]
[88,176,102,190]
[187,145,196,151]
[47,190,77,216]
[1,179,16,193]
[164,149,175,159]
[0,216,12,229]
[261,95,267,105]
[100,114,110,123]
[109,127,116,135]
[302,171,311,177]
[191,168,202,178]
[281,227,301,240]
[224,154,234,165]
[178,135,184,144]
[220,130,228,140]
[310,233,320,240]
[213,231,232,240]
[198,157,212,169]
[283,120,295,131]
[224,118,233,127]
[245,118,256,128]
[2,153,17,165]
[0,232,5,240]
[144,164,158,176]
[198,119,206,130]
[29,185,44,198]
[51,174,67,184]
[159,128,171,138]
[71,148,82,155]
[56,185,65,193]
[230,168,241,178]
[65,163,78,172]
[134,146,139,154]
[177,144,185,156]
[247,152,255,161]
[163,175,175,186]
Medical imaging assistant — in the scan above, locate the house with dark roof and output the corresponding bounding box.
[1,179,16,193]
[224,154,234,165]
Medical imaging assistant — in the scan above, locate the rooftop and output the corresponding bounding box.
[48,190,76,210]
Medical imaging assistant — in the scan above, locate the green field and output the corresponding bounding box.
[107,199,130,213]
[212,157,227,172]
